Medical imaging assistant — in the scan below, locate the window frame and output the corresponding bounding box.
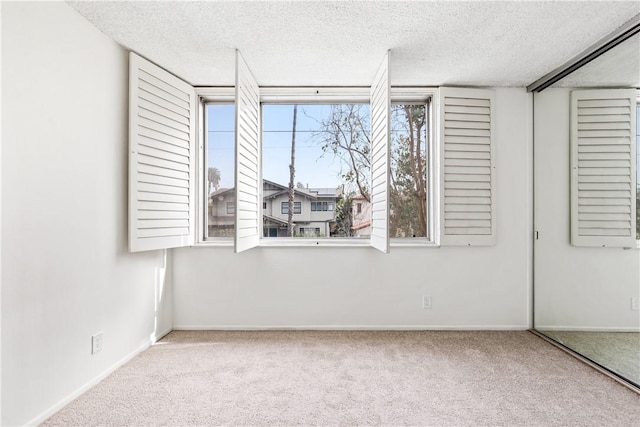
[281,201,301,215]
[388,100,432,243]
[195,87,437,247]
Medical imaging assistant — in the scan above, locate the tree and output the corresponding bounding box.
[389,105,427,237]
[207,167,221,193]
[315,104,427,238]
[287,105,298,237]
[315,104,371,201]
[334,193,354,237]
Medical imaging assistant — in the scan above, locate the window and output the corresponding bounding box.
[311,201,334,211]
[299,227,321,236]
[281,201,301,214]
[357,203,362,214]
[263,202,267,209]
[206,104,235,238]
[389,104,428,238]
[263,104,371,238]
[130,51,497,252]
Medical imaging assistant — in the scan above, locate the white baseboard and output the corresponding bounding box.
[153,326,173,343]
[535,326,640,332]
[172,324,529,331]
[26,339,152,427]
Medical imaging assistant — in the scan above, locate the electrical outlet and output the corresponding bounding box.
[422,295,432,309]
[632,297,639,311]
[91,333,103,354]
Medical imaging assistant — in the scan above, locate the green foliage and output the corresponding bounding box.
[207,167,221,193]
[314,104,428,238]
[389,105,427,237]
[334,194,354,237]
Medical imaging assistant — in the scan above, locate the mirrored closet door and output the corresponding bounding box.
[533,27,640,387]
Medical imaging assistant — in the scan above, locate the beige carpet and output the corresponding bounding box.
[540,330,640,386]
[43,331,640,426]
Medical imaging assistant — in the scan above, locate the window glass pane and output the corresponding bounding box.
[262,104,371,238]
[390,104,428,238]
[206,104,235,238]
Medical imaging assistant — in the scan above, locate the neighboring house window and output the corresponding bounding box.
[281,201,301,214]
[311,201,334,211]
[263,104,370,238]
[206,104,236,239]
[389,103,428,239]
[263,202,267,209]
[357,203,362,214]
[299,227,321,236]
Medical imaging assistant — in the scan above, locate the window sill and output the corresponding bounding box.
[259,238,371,247]
[195,238,438,248]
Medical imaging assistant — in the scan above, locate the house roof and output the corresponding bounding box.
[209,188,234,199]
[263,215,288,226]
[352,221,371,231]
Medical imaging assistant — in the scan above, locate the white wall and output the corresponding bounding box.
[1,2,172,425]
[173,88,532,330]
[534,88,640,331]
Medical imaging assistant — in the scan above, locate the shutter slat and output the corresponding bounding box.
[138,144,189,166]
[445,113,490,123]
[138,219,190,229]
[138,172,189,189]
[572,93,636,244]
[234,51,261,253]
[578,99,630,108]
[138,210,190,220]
[578,121,630,130]
[129,52,195,252]
[444,105,490,115]
[445,212,492,220]
[137,191,189,204]
[578,115,630,123]
[369,51,390,253]
[578,107,630,116]
[139,135,190,158]
[440,88,495,246]
[138,228,190,238]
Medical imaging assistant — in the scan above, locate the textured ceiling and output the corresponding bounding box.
[67,1,640,87]
[553,33,640,88]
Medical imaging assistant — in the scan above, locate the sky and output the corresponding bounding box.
[206,103,427,193]
[206,104,371,190]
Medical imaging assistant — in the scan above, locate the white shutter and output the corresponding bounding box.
[571,89,636,248]
[439,87,496,246]
[370,51,391,253]
[129,53,196,252]
[234,51,261,253]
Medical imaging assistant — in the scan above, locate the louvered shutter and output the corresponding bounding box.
[234,51,261,253]
[129,53,196,252]
[439,87,496,246]
[571,89,636,248]
[370,51,391,253]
